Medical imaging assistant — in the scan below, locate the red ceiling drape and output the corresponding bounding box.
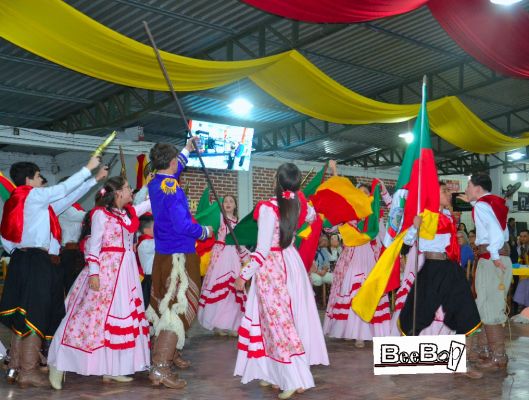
[242,0,529,79]
[428,0,529,79]
[242,0,427,23]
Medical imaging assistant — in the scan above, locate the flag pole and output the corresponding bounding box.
[300,167,315,187]
[142,21,241,252]
[412,75,427,336]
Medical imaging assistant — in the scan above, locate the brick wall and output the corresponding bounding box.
[252,166,276,205]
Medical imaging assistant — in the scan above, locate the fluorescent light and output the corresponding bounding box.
[510,173,518,181]
[228,97,253,116]
[490,0,522,5]
[524,181,529,188]
[508,151,525,161]
[398,132,414,144]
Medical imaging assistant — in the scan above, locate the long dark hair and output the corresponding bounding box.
[79,176,128,243]
[275,163,302,248]
[222,194,238,219]
[79,212,92,245]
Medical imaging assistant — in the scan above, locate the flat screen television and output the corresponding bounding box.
[187,119,254,171]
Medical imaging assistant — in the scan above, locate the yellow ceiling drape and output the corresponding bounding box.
[1,0,529,153]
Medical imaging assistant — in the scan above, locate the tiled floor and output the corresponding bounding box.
[1,322,528,400]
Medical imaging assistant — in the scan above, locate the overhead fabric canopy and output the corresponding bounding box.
[428,0,529,79]
[1,0,529,153]
[242,0,529,79]
[242,0,428,23]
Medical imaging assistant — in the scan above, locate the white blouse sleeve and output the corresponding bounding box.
[85,210,105,275]
[240,205,276,281]
[381,191,392,208]
[305,204,316,224]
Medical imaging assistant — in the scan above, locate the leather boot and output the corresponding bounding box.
[17,335,49,388]
[467,334,478,363]
[478,324,508,370]
[149,330,186,389]
[468,329,489,362]
[6,334,21,384]
[477,329,490,361]
[39,339,51,372]
[173,349,191,370]
[464,335,483,379]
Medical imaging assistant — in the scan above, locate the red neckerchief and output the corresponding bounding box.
[89,204,139,234]
[437,212,460,263]
[471,194,508,230]
[137,234,153,246]
[72,202,84,211]
[0,185,61,244]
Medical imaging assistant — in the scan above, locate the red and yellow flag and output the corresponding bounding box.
[310,176,372,226]
[339,179,383,247]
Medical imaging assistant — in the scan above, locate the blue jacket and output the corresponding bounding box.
[460,244,474,269]
[148,151,207,254]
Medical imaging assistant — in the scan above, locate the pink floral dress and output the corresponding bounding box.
[47,202,151,376]
[198,215,248,331]
[234,198,328,391]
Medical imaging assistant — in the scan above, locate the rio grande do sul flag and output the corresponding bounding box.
[352,80,440,322]
[384,84,439,248]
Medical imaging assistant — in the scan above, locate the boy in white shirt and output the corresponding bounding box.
[137,214,155,307]
[0,156,104,388]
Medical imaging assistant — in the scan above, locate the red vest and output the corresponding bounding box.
[471,194,508,230]
[0,185,61,244]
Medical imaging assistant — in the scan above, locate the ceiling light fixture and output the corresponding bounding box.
[398,132,414,144]
[490,0,522,5]
[229,97,253,116]
[508,151,525,161]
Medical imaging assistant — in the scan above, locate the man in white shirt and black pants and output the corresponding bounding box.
[0,156,105,388]
[465,173,512,371]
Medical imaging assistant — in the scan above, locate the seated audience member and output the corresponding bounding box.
[311,235,333,287]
